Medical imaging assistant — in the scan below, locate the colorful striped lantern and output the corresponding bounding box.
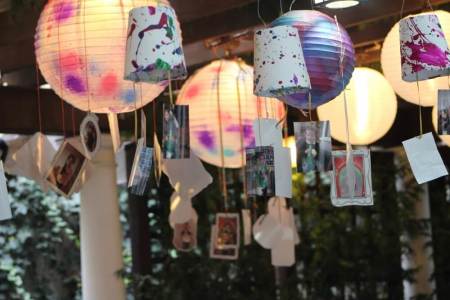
[35,0,173,113]
[176,59,286,168]
[271,10,355,109]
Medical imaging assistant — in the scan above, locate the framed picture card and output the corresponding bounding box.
[210,225,239,260]
[214,213,240,250]
[162,105,190,159]
[128,138,154,196]
[0,161,12,221]
[80,113,101,159]
[437,90,450,135]
[172,216,198,252]
[331,149,374,207]
[294,121,332,173]
[46,141,88,198]
[246,146,275,197]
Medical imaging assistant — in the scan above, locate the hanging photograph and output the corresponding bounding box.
[331,149,373,207]
[162,105,190,159]
[245,146,275,197]
[80,113,101,159]
[214,213,240,249]
[172,217,198,252]
[294,121,332,173]
[210,225,239,260]
[46,141,88,198]
[128,138,154,196]
[437,90,450,135]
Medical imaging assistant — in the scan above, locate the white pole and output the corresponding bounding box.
[80,135,125,300]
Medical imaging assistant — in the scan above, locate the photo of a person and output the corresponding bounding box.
[245,146,275,197]
[46,142,87,197]
[335,155,365,198]
[162,105,190,159]
[83,122,97,152]
[173,219,197,252]
[210,225,238,260]
[438,90,450,135]
[294,121,332,173]
[80,113,100,159]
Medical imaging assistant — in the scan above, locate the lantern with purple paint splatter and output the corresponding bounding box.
[271,10,355,109]
[124,5,187,83]
[35,0,173,113]
[176,59,285,168]
[400,13,450,82]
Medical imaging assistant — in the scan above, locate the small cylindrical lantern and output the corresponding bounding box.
[125,5,187,83]
[254,25,311,97]
[400,13,450,82]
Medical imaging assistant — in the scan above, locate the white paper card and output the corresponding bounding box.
[271,239,295,267]
[402,133,448,184]
[108,113,121,153]
[141,111,147,145]
[241,209,252,246]
[253,119,283,148]
[252,214,284,249]
[274,147,292,198]
[0,161,12,221]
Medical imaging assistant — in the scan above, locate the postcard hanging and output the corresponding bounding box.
[80,113,101,160]
[0,161,12,221]
[331,149,374,207]
[437,90,450,135]
[162,105,190,159]
[128,138,154,196]
[246,146,275,197]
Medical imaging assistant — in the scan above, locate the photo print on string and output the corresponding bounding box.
[128,138,154,196]
[438,90,450,135]
[331,149,374,207]
[294,121,332,173]
[246,146,275,197]
[210,225,239,260]
[80,113,101,159]
[214,213,240,250]
[162,104,190,159]
[172,216,198,252]
[46,141,88,198]
[0,161,12,221]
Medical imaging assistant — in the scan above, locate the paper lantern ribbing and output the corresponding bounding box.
[271,10,355,109]
[381,10,450,107]
[124,5,187,83]
[317,68,397,145]
[400,13,450,82]
[253,25,311,97]
[35,0,172,113]
[176,60,285,168]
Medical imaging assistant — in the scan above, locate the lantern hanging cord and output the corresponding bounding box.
[415,76,424,138]
[257,0,267,27]
[71,107,76,137]
[289,0,297,11]
[34,64,43,133]
[216,60,229,211]
[133,83,138,141]
[236,61,248,208]
[82,0,91,113]
[400,0,406,19]
[279,0,283,15]
[308,91,313,122]
[56,9,66,139]
[168,71,174,108]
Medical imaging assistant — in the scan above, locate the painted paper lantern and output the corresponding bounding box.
[176,59,285,168]
[253,25,311,97]
[432,105,450,147]
[381,10,450,106]
[124,5,187,83]
[317,67,397,145]
[400,13,450,82]
[35,0,172,113]
[271,10,355,109]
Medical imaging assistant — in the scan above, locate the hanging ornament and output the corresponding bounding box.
[399,13,450,82]
[176,59,285,168]
[35,0,174,113]
[317,67,398,145]
[253,25,311,97]
[124,5,187,83]
[270,10,355,109]
[381,10,450,106]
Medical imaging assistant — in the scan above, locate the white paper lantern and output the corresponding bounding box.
[432,105,450,147]
[317,67,397,145]
[176,59,286,168]
[381,10,450,107]
[253,25,310,97]
[35,0,172,113]
[124,5,187,83]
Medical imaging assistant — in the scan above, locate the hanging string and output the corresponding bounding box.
[236,60,248,208]
[257,0,267,27]
[71,107,76,137]
[216,60,229,211]
[168,71,174,108]
[400,0,406,19]
[56,3,66,139]
[152,99,157,138]
[289,0,297,11]
[308,91,313,122]
[283,103,288,139]
[416,75,424,138]
[133,83,138,141]
[264,97,269,118]
[82,0,91,113]
[426,0,434,11]
[34,64,43,133]
[279,0,283,15]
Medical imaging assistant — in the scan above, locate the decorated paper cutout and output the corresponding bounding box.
[274,147,292,198]
[252,214,284,249]
[0,161,12,221]
[271,238,296,267]
[169,192,197,227]
[402,133,448,184]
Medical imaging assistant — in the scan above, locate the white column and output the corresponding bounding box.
[80,135,125,300]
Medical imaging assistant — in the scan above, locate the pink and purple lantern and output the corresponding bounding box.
[271,10,355,109]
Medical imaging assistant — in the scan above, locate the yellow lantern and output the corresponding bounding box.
[317,67,397,145]
[381,10,450,107]
[35,0,175,113]
[176,59,285,168]
[432,105,450,146]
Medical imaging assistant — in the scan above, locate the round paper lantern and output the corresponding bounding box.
[271,10,355,109]
[176,59,285,168]
[432,105,450,147]
[381,10,450,107]
[317,67,397,145]
[35,0,173,113]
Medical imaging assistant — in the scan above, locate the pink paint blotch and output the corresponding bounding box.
[99,73,119,96]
